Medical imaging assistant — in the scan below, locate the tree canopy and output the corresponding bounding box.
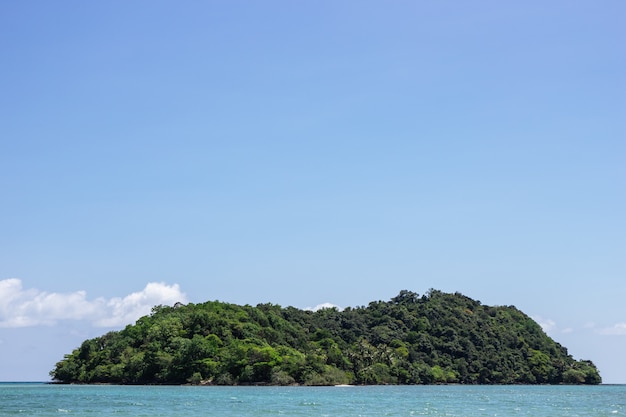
[50,289,601,385]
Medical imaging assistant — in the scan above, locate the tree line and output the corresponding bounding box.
[50,289,601,385]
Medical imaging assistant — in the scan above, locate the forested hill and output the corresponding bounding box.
[50,290,601,385]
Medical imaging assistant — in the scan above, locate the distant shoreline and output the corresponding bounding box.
[2,381,626,387]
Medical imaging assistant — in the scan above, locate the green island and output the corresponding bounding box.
[50,289,601,385]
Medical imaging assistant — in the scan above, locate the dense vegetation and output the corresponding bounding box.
[50,290,601,385]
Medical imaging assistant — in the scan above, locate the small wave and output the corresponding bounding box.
[299,401,320,407]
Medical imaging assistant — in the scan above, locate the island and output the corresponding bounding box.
[50,289,601,385]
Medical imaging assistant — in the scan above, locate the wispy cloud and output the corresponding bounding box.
[305,302,342,312]
[532,316,576,336]
[0,279,186,328]
[598,323,626,336]
[533,316,626,337]
[533,315,557,334]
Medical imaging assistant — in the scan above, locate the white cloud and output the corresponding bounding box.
[95,282,186,327]
[598,323,626,336]
[305,302,342,312]
[533,315,557,334]
[0,279,187,328]
[532,316,582,336]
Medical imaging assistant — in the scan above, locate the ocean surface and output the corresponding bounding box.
[1,383,624,416]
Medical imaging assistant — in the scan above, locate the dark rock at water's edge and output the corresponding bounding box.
[50,289,601,385]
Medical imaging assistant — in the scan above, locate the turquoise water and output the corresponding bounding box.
[0,383,624,416]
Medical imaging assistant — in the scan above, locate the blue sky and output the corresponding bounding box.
[1,1,624,383]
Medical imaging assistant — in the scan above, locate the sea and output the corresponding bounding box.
[1,383,624,416]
